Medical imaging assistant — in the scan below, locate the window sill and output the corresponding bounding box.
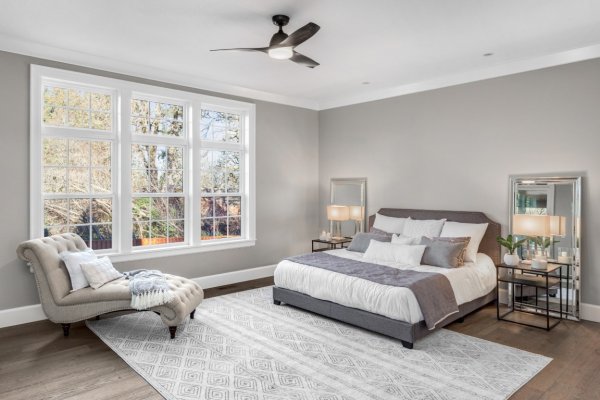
[107,239,256,263]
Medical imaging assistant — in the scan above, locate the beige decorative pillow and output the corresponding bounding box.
[80,256,123,289]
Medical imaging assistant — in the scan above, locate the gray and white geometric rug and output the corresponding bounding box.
[87,287,551,400]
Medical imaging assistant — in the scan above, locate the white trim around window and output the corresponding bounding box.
[30,65,256,262]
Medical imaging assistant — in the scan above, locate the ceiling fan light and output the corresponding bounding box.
[268,46,293,60]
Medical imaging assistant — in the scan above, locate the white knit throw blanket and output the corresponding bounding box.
[123,269,175,310]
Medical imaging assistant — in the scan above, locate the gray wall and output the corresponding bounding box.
[319,58,600,306]
[0,50,319,310]
[3,48,599,311]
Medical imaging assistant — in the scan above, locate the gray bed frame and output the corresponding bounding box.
[273,208,501,349]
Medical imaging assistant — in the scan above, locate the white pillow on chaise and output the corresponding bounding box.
[372,213,407,234]
[440,221,489,263]
[60,249,97,291]
[363,240,426,266]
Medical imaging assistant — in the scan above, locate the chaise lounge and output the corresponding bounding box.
[17,233,204,338]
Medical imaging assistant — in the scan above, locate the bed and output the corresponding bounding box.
[272,208,501,349]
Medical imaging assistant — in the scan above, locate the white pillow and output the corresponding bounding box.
[60,249,97,291]
[440,221,489,263]
[372,213,407,234]
[402,217,446,238]
[391,234,418,245]
[80,256,123,289]
[363,240,426,266]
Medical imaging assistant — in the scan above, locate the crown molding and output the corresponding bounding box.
[317,43,600,110]
[0,33,320,110]
[1,33,599,111]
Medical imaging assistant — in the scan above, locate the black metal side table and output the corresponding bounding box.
[312,237,352,252]
[496,262,564,331]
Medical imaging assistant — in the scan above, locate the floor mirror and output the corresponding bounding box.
[509,175,582,320]
[329,178,367,238]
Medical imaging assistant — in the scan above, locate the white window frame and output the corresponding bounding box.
[31,65,256,262]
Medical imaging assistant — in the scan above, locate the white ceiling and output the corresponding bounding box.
[1,0,600,109]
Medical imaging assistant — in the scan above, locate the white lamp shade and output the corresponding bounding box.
[548,215,567,237]
[327,205,350,221]
[512,214,551,237]
[349,206,364,221]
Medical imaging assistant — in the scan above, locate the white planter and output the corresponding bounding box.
[504,253,520,266]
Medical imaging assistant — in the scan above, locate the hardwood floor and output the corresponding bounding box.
[1,277,599,400]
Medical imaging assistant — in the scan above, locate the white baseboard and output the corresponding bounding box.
[193,265,276,289]
[0,303,46,329]
[0,264,276,329]
[581,303,600,323]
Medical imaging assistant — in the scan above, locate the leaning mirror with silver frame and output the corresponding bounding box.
[509,174,581,320]
[329,178,367,238]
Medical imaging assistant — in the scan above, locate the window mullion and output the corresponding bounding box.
[120,89,133,254]
[191,101,202,246]
[30,69,43,238]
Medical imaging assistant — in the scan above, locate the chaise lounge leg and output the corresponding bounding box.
[169,326,177,339]
[273,299,281,305]
[190,310,195,319]
[62,323,71,337]
[400,340,413,349]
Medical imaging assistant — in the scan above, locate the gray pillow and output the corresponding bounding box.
[369,227,393,237]
[419,236,471,268]
[348,233,392,253]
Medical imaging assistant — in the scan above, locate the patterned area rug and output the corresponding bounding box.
[87,287,551,400]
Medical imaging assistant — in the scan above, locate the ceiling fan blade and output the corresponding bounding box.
[279,22,320,47]
[210,47,268,53]
[290,51,319,68]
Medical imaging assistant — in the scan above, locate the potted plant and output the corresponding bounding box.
[496,235,526,266]
[530,236,558,258]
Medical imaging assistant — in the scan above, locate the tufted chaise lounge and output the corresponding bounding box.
[17,233,204,338]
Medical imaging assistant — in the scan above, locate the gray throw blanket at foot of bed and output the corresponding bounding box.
[286,253,459,330]
[123,269,175,310]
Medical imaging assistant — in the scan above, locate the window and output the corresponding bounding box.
[39,82,116,251]
[31,66,255,260]
[130,93,188,251]
[200,108,243,240]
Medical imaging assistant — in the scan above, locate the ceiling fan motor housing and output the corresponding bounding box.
[272,15,290,27]
[270,15,290,46]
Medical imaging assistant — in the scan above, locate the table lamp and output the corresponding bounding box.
[327,205,349,239]
[512,214,566,269]
[512,214,551,269]
[348,206,364,236]
[549,215,566,237]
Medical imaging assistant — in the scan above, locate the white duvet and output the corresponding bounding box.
[274,249,496,324]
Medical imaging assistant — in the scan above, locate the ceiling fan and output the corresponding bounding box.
[210,15,320,68]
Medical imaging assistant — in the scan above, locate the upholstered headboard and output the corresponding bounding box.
[368,208,501,265]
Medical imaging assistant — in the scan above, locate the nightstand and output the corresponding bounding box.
[312,237,352,252]
[496,262,566,330]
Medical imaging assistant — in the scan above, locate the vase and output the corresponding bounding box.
[504,252,520,266]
